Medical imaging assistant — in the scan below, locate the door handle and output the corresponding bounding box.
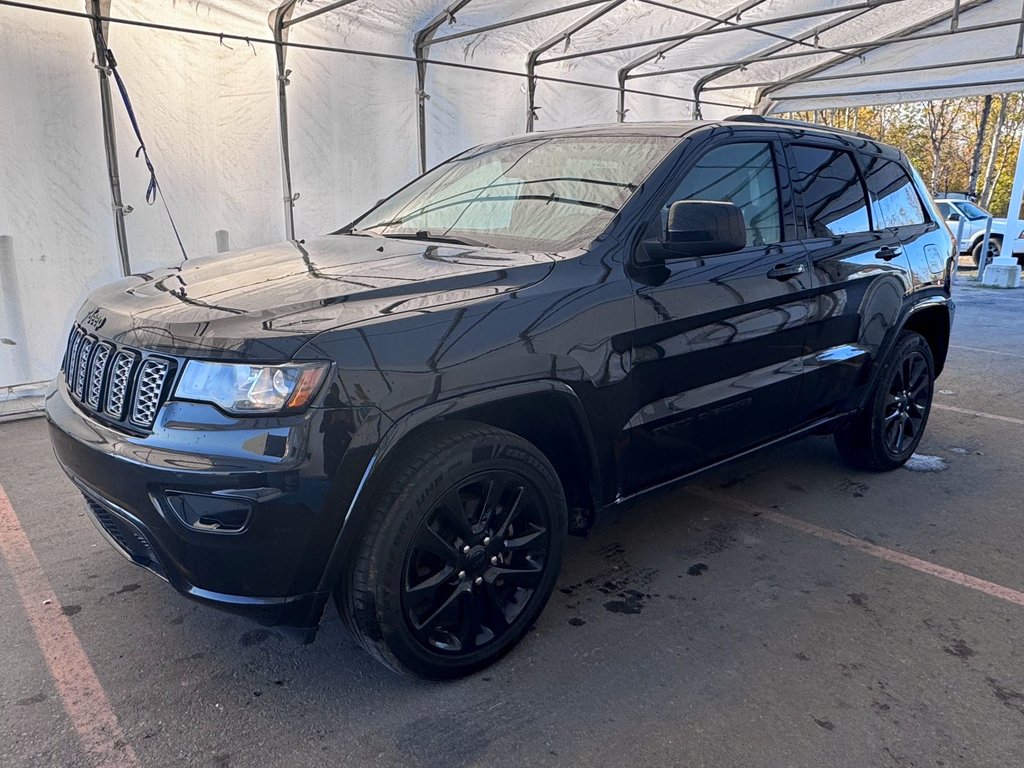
[875,246,902,261]
[767,262,805,280]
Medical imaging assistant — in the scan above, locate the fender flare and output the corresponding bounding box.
[854,292,952,412]
[310,379,602,602]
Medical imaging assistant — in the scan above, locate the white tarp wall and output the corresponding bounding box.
[2,0,1022,390]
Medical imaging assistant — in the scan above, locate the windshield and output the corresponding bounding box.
[956,201,991,220]
[348,136,675,251]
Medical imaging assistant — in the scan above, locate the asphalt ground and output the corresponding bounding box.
[1,279,1022,768]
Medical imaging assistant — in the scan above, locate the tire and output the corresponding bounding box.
[971,235,1001,267]
[834,331,935,472]
[337,421,567,679]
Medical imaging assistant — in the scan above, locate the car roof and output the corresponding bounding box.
[498,117,895,153]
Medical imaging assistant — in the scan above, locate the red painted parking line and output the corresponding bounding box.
[933,403,1024,426]
[688,486,1024,609]
[0,484,139,768]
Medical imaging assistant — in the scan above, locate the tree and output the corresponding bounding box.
[968,95,993,195]
[923,100,963,191]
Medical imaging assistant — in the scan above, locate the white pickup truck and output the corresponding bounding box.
[935,197,1024,266]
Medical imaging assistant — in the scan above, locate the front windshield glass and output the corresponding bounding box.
[349,136,675,251]
[957,201,991,220]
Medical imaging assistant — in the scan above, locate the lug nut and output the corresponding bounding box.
[474,576,483,586]
[483,536,491,545]
[490,556,498,565]
[458,570,466,580]
[463,545,471,554]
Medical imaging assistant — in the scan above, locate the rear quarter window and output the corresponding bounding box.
[862,157,927,228]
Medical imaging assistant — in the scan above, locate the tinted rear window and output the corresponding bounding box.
[862,157,927,228]
[789,145,871,237]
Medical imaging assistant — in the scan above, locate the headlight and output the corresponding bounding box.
[174,361,329,414]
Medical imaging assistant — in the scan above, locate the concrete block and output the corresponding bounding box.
[980,256,1022,288]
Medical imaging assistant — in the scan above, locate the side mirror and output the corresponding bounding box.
[656,200,747,259]
[947,212,961,222]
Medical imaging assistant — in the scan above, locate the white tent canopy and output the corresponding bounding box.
[1,0,1022,391]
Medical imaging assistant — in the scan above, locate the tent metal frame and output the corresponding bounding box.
[0,0,1011,264]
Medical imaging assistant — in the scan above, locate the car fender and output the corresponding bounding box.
[853,292,953,412]
[310,379,602,602]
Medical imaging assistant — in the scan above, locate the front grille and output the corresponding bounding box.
[62,324,173,431]
[130,359,170,427]
[86,343,112,408]
[105,350,137,420]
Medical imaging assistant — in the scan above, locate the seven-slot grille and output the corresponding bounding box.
[62,324,173,430]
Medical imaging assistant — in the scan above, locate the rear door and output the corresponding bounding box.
[783,138,915,425]
[625,131,813,492]
[862,154,946,291]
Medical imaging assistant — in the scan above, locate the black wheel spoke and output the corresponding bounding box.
[454,592,485,651]
[437,488,474,543]
[504,524,548,552]
[405,566,456,613]
[494,486,526,539]
[412,524,459,565]
[476,476,507,532]
[413,582,468,634]
[489,562,544,588]
[482,581,511,631]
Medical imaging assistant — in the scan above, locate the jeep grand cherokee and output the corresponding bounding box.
[47,116,954,678]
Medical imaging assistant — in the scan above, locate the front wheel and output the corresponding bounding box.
[338,421,566,679]
[834,331,935,471]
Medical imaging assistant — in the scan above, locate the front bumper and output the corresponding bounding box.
[45,376,381,632]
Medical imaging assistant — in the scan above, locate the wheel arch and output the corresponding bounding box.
[313,381,604,602]
[901,299,951,377]
[967,229,1001,249]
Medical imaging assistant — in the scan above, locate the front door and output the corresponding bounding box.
[625,134,813,492]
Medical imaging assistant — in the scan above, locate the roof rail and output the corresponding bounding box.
[723,114,873,141]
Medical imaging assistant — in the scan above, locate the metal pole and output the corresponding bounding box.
[215,229,230,253]
[953,215,966,284]
[526,0,628,132]
[270,1,299,242]
[87,0,130,276]
[0,236,32,385]
[998,130,1024,263]
[616,0,769,122]
[414,1,474,174]
[977,215,993,280]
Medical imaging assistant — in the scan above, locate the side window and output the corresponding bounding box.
[936,202,952,219]
[862,157,927,228]
[661,142,781,246]
[789,145,871,237]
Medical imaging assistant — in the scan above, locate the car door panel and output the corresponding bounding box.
[624,133,811,492]
[786,140,916,425]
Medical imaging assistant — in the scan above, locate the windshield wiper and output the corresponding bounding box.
[379,231,490,248]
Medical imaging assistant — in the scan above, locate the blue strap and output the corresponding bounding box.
[100,43,189,261]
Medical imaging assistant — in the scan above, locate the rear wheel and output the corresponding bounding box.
[834,331,935,471]
[338,421,566,679]
[972,235,1001,267]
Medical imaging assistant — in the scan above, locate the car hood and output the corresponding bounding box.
[78,236,557,360]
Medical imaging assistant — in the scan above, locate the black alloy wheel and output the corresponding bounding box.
[402,471,551,654]
[835,331,935,471]
[880,349,931,457]
[338,421,566,679]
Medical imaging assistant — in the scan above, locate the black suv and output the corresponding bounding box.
[47,117,954,678]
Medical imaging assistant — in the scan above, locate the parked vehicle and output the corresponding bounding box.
[934,197,1024,266]
[47,116,954,678]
